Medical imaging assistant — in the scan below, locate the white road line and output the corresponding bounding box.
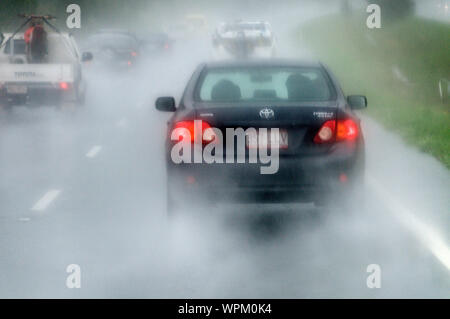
[367,174,450,271]
[31,190,61,212]
[86,145,102,158]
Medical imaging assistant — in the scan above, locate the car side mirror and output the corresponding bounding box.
[81,52,93,62]
[347,95,367,109]
[155,96,176,112]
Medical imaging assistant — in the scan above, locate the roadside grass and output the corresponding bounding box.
[299,15,450,168]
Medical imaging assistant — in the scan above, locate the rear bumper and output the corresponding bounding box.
[166,142,364,203]
[91,56,139,70]
[0,82,77,106]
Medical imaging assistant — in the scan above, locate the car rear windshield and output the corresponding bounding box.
[196,66,336,103]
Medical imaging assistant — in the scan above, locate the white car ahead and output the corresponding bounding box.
[212,21,276,59]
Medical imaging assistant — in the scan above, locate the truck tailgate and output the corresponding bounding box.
[0,64,74,83]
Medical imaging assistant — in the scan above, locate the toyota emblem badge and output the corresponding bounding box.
[259,108,274,119]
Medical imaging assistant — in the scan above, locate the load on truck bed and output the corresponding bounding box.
[0,31,92,109]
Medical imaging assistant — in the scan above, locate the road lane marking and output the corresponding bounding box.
[86,145,102,158]
[31,190,61,212]
[367,174,450,271]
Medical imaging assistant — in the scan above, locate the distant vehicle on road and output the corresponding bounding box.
[84,29,140,70]
[212,21,276,59]
[140,32,174,56]
[155,59,367,216]
[185,14,208,34]
[0,31,92,110]
[165,14,209,41]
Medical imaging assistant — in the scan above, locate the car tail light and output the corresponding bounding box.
[314,120,335,143]
[314,119,358,143]
[173,120,216,144]
[127,61,132,66]
[186,176,196,184]
[59,82,70,90]
[130,51,137,57]
[336,119,358,141]
[339,173,348,183]
[164,43,169,50]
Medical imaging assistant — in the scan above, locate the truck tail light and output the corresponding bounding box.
[59,82,70,90]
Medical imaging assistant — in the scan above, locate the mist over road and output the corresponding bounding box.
[0,1,448,298]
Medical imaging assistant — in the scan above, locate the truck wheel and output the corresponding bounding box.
[76,86,86,107]
[313,199,332,208]
[59,95,82,112]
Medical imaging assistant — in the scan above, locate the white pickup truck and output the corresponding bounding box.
[0,32,92,109]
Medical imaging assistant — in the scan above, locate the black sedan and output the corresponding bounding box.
[155,60,367,216]
[140,32,174,56]
[84,30,140,69]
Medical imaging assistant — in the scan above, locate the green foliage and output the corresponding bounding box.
[300,15,450,168]
[369,0,415,22]
[0,0,37,30]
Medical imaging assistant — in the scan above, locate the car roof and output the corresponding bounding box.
[203,59,323,69]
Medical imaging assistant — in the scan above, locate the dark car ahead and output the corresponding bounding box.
[156,60,367,216]
[140,32,173,56]
[84,30,140,69]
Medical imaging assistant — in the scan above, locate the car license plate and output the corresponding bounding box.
[246,129,288,149]
[6,85,27,94]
